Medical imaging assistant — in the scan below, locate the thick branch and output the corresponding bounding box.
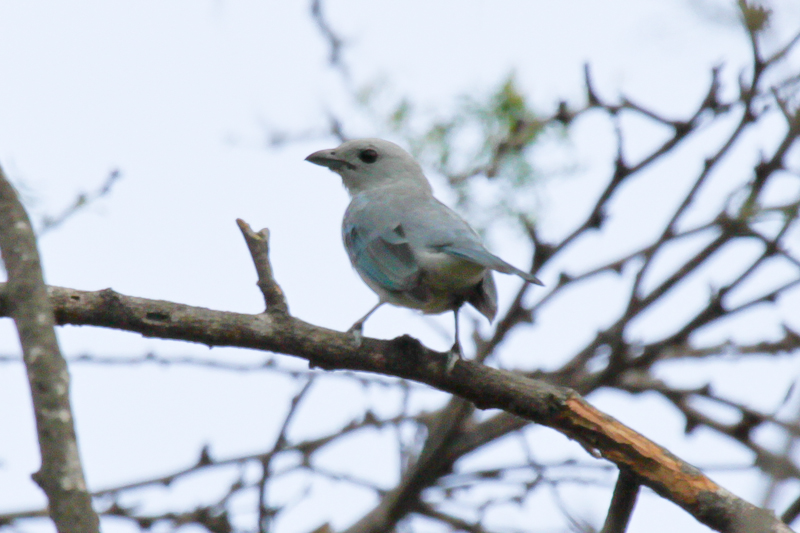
[0,168,99,532]
[0,282,789,533]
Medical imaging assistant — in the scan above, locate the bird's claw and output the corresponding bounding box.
[347,323,364,347]
[446,344,462,373]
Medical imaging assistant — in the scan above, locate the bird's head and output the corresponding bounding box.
[305,138,431,195]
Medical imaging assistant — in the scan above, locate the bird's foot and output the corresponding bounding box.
[346,322,364,347]
[446,343,462,373]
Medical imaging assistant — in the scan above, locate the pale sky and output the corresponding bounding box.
[1,1,800,532]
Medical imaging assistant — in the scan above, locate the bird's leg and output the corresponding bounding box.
[346,301,384,347]
[446,307,462,373]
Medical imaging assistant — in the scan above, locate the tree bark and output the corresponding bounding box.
[0,167,99,532]
[0,280,790,533]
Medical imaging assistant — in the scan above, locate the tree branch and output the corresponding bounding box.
[344,398,473,533]
[0,276,789,533]
[237,219,289,314]
[600,469,640,533]
[0,166,99,532]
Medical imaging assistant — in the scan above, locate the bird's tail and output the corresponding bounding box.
[439,245,544,286]
[467,272,498,322]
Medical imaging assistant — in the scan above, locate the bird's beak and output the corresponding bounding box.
[305,149,355,171]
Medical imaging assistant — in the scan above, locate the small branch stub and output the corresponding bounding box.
[236,218,289,315]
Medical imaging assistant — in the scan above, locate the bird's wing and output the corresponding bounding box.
[436,244,543,285]
[411,199,544,286]
[343,209,420,293]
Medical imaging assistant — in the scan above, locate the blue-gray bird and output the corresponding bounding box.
[306,138,542,363]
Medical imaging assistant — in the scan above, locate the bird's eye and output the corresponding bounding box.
[358,149,379,163]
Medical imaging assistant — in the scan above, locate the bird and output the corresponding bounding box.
[305,138,542,368]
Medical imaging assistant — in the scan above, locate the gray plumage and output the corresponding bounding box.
[306,138,542,360]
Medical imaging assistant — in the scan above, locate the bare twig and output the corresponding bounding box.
[237,219,290,314]
[344,397,473,533]
[310,0,348,79]
[259,379,314,533]
[39,168,121,235]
